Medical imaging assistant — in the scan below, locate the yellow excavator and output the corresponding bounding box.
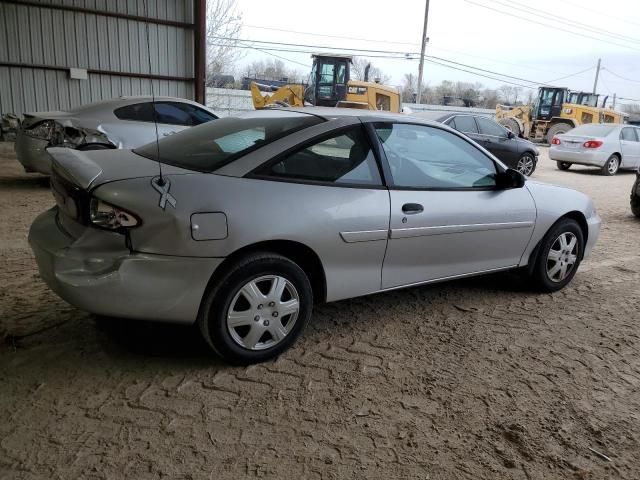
[251,54,401,113]
[496,86,627,143]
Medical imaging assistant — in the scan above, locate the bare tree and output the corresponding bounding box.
[206,0,243,84]
[244,58,306,83]
[351,57,391,84]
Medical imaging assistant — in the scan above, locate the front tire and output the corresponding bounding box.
[529,218,584,293]
[601,155,620,176]
[198,253,313,364]
[557,161,572,171]
[516,153,536,176]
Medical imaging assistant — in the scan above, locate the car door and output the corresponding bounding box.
[372,122,536,289]
[249,124,391,301]
[620,127,640,168]
[109,102,163,148]
[475,116,519,165]
[448,115,484,146]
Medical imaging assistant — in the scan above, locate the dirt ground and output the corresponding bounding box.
[1,141,639,480]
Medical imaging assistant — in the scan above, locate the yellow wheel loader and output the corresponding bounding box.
[251,54,401,113]
[496,87,627,144]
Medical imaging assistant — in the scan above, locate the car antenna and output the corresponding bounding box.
[143,0,164,186]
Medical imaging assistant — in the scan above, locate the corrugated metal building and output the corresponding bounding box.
[0,0,206,116]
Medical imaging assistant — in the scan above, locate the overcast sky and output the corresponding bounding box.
[234,0,640,104]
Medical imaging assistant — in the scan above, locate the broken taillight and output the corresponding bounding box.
[90,198,140,230]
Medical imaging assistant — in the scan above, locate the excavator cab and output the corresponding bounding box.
[533,87,567,121]
[567,91,599,107]
[307,54,352,107]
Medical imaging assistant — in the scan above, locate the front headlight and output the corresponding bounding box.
[25,120,58,141]
[90,198,139,230]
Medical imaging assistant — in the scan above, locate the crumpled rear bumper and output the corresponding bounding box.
[29,208,223,324]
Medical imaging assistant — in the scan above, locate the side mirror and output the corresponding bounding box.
[496,168,525,189]
[507,130,515,139]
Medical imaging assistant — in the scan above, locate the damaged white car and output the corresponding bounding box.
[15,96,218,174]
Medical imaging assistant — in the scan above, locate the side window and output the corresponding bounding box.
[621,128,638,142]
[452,116,478,134]
[113,103,155,122]
[476,117,508,137]
[255,127,382,186]
[154,102,192,126]
[172,102,218,125]
[375,123,497,189]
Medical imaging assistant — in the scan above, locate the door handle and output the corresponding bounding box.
[402,203,424,214]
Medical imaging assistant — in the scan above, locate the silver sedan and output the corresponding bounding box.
[15,96,218,174]
[29,108,601,363]
[549,123,640,175]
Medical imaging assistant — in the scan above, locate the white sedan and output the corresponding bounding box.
[549,123,640,176]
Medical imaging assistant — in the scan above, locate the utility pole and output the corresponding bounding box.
[593,58,601,95]
[612,92,617,109]
[416,0,430,104]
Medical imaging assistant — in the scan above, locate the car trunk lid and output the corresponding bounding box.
[555,134,604,151]
[47,147,192,190]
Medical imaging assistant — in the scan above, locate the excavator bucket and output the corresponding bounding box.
[250,82,306,109]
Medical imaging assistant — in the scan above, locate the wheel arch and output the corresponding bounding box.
[527,210,589,273]
[203,239,327,305]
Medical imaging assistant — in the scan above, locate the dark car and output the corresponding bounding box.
[631,169,640,218]
[436,114,540,176]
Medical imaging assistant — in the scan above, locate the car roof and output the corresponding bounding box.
[66,96,214,115]
[239,106,439,126]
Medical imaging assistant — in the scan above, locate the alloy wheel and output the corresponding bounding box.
[226,275,300,350]
[608,157,619,175]
[546,232,578,283]
[517,155,535,176]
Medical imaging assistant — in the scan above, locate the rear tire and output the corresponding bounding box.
[601,155,620,176]
[198,252,313,364]
[557,161,572,171]
[546,123,572,144]
[528,218,584,293]
[516,152,536,176]
[499,118,521,137]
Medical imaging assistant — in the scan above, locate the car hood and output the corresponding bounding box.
[21,111,72,128]
[47,147,192,190]
[514,136,539,152]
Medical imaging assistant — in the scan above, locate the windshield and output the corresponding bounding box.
[134,114,323,172]
[568,124,616,137]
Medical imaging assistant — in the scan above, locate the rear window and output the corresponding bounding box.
[569,124,616,137]
[134,115,323,172]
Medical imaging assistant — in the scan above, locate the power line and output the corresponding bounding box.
[220,38,614,93]
[248,22,576,78]
[210,42,414,60]
[209,36,420,57]
[544,66,595,84]
[427,55,541,86]
[423,58,536,89]
[238,41,310,68]
[490,0,640,46]
[602,67,640,84]
[427,44,566,76]
[462,0,640,53]
[559,0,640,29]
[244,24,419,47]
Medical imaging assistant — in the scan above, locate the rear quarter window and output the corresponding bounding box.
[134,115,323,172]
